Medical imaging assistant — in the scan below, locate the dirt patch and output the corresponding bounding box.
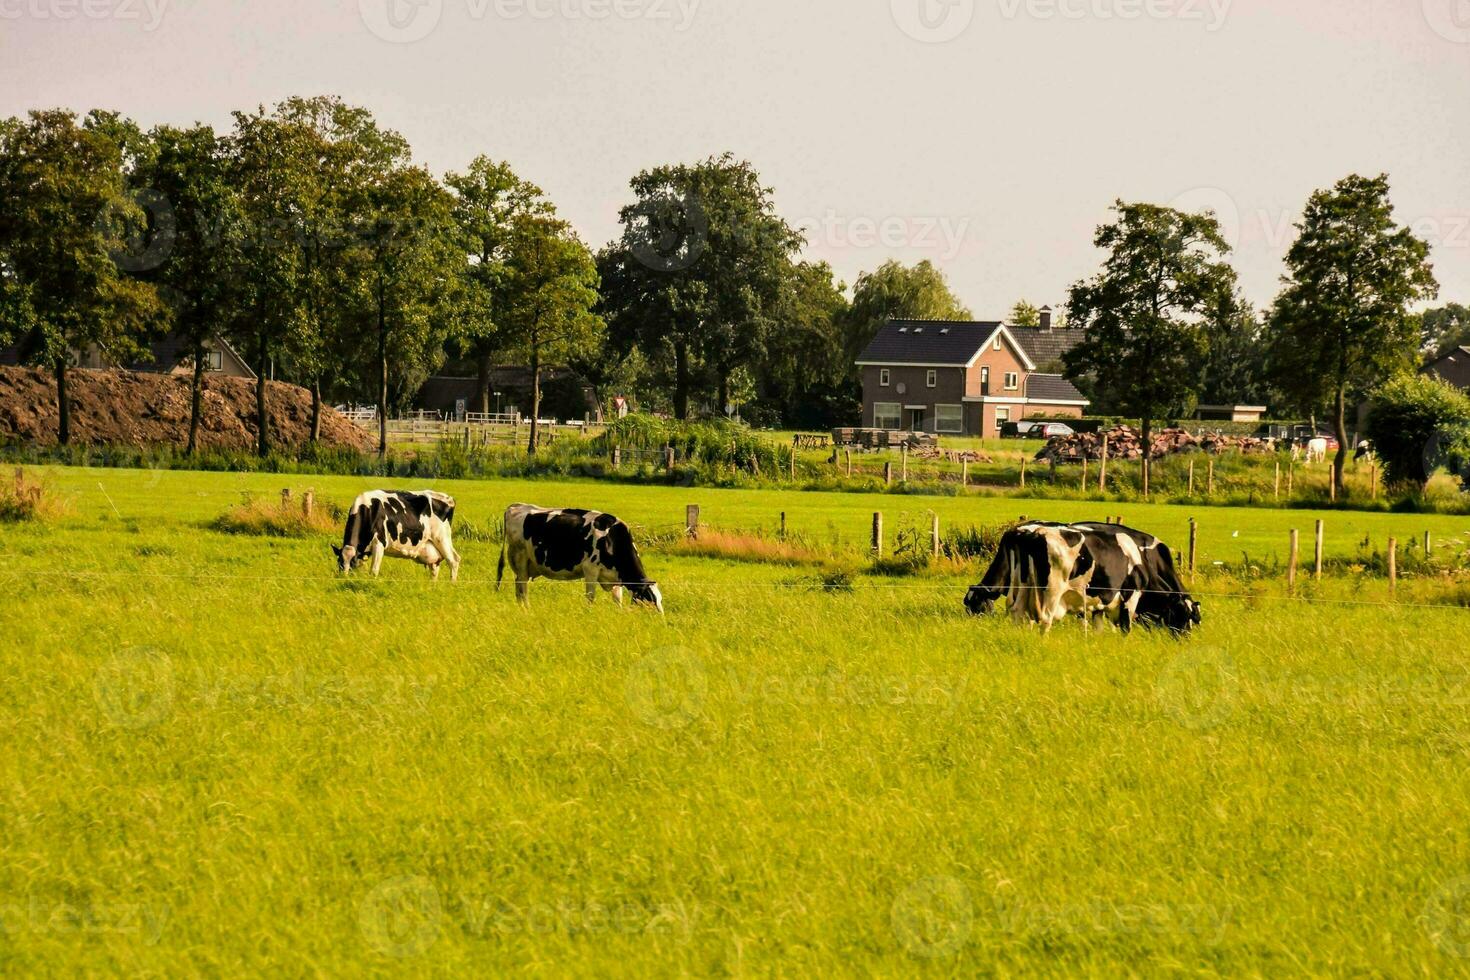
[0,366,374,452]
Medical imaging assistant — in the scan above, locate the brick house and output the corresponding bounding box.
[1424,346,1470,392]
[856,308,1089,438]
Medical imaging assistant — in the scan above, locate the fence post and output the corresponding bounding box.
[1081,455,1089,492]
[1329,473,1337,503]
[1274,462,1281,500]
[1188,518,1198,580]
[463,427,471,450]
[302,491,315,518]
[961,460,969,488]
[789,450,796,482]
[1289,529,1300,594]
[931,512,941,559]
[1099,435,1109,492]
[872,512,883,557]
[780,512,787,540]
[1288,463,1295,497]
[1143,457,1151,499]
[1314,520,1325,580]
[1208,460,1215,497]
[845,449,853,478]
[1388,537,1398,598]
[1188,460,1195,496]
[665,446,676,470]
[1371,465,1378,501]
[612,447,622,468]
[884,461,893,486]
[1425,530,1432,561]
[901,444,909,483]
[1020,456,1027,490]
[281,488,292,508]
[685,504,700,540]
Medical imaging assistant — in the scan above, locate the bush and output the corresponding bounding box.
[0,469,64,523]
[210,492,344,538]
[1364,374,1470,491]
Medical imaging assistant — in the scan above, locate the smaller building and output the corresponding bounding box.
[1,332,254,379]
[1424,347,1470,392]
[1195,405,1268,424]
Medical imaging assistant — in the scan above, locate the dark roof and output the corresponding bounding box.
[1026,373,1087,403]
[1008,324,1089,367]
[857,320,1003,366]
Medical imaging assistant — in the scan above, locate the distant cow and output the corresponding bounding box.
[498,504,663,612]
[333,490,461,581]
[1304,438,1329,464]
[1354,439,1374,463]
[966,522,1200,634]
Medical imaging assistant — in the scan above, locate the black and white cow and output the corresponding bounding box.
[333,490,461,581]
[497,504,663,612]
[965,522,1200,634]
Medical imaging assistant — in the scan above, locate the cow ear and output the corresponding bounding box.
[331,545,342,558]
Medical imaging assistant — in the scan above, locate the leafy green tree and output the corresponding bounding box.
[138,122,242,454]
[1267,174,1438,494]
[0,109,165,444]
[445,157,552,415]
[355,164,460,455]
[1009,300,1041,328]
[1363,374,1470,491]
[1419,303,1470,360]
[1063,201,1238,478]
[1199,291,1274,408]
[758,260,851,427]
[498,216,603,453]
[841,259,971,365]
[601,154,799,419]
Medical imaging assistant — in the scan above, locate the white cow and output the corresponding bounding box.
[1304,438,1329,464]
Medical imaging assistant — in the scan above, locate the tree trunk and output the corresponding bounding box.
[718,370,730,418]
[54,359,70,446]
[674,341,690,421]
[477,352,493,416]
[527,342,541,456]
[1332,386,1349,498]
[187,342,205,456]
[255,330,269,458]
[310,379,322,444]
[377,289,389,458]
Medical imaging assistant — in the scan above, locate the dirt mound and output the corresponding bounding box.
[0,366,374,452]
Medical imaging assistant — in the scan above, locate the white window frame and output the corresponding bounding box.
[879,368,891,387]
[926,369,937,388]
[205,349,224,372]
[993,336,1001,350]
[935,404,963,434]
[995,407,1012,424]
[1004,372,1020,391]
[873,402,902,431]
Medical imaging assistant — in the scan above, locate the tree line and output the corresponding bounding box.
[0,97,1463,488]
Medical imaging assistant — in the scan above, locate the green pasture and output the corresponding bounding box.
[3,466,1470,974]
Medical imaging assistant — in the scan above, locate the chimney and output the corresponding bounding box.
[1039,305,1053,332]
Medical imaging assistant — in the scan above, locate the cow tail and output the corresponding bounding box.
[496,542,506,591]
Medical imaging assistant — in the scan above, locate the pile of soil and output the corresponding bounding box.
[0,366,374,452]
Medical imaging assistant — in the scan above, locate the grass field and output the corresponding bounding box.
[4,466,1470,974]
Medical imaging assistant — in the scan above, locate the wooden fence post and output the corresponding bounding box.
[1143,457,1151,499]
[280,488,292,508]
[901,444,909,483]
[302,491,314,518]
[961,460,969,488]
[931,512,941,559]
[1020,456,1027,490]
[872,512,883,557]
[1388,537,1398,598]
[1081,456,1089,491]
[1371,465,1378,501]
[1288,463,1295,497]
[685,504,700,540]
[1188,518,1198,580]
[1274,461,1281,500]
[664,446,676,470]
[846,449,853,478]
[1425,530,1432,558]
[1314,520,1325,580]
[1289,529,1300,594]
[1099,435,1109,492]
[1207,460,1215,497]
[1188,460,1195,496]
[789,450,796,482]
[884,461,893,486]
[612,447,622,468]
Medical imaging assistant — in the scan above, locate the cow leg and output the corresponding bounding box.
[515,579,530,607]
[611,586,625,607]
[585,572,598,604]
[370,542,385,577]
[429,562,441,582]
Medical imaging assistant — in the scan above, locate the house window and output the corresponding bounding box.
[926,370,937,388]
[995,407,1011,424]
[994,336,1002,350]
[981,366,990,388]
[204,349,224,372]
[935,404,963,433]
[874,402,902,431]
[880,369,891,387]
[1004,372,1020,390]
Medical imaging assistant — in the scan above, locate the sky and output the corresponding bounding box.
[2,0,1467,316]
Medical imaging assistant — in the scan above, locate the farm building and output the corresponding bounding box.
[0,332,254,379]
[856,307,1089,438]
[1423,346,1470,392]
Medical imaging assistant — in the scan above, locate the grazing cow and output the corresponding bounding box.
[498,504,663,612]
[965,521,1200,634]
[333,490,461,581]
[1354,439,1375,463]
[1304,438,1329,464]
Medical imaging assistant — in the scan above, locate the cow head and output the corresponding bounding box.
[629,581,664,614]
[964,585,1000,616]
[332,544,362,574]
[1157,596,1202,635]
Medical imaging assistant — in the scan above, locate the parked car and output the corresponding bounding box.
[1025,422,1076,440]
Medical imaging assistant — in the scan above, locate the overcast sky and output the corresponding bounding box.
[3,0,1467,315]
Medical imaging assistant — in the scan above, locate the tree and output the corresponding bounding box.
[841,259,971,365]
[1009,300,1041,328]
[757,260,851,427]
[0,109,164,444]
[600,154,799,419]
[499,216,603,454]
[355,164,460,455]
[1063,201,1238,483]
[138,122,242,454]
[1267,174,1438,494]
[445,157,551,416]
[1419,303,1470,360]
[1363,374,1470,491]
[1198,291,1274,408]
